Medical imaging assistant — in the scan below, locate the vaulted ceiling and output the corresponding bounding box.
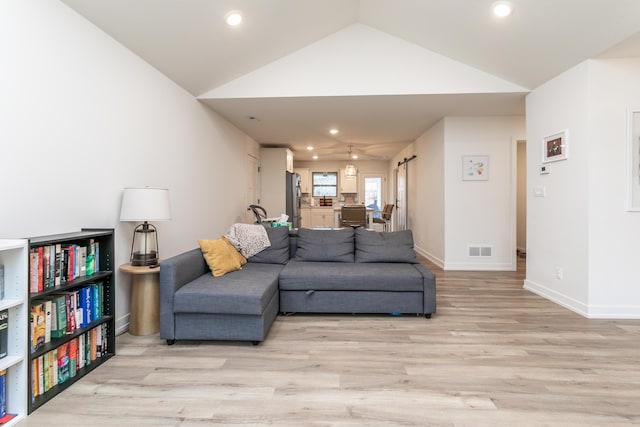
[62,0,640,160]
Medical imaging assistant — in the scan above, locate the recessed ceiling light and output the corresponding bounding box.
[352,154,358,160]
[329,129,339,135]
[492,1,512,17]
[225,10,242,26]
[306,146,314,151]
[312,155,318,160]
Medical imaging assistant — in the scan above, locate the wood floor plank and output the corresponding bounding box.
[17,256,640,426]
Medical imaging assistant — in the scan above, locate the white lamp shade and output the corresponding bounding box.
[120,187,172,222]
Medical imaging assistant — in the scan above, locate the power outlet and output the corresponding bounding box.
[556,268,563,280]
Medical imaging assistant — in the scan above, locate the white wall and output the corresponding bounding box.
[524,63,591,314]
[586,59,640,317]
[525,58,640,318]
[389,116,524,270]
[0,1,259,332]
[443,116,525,270]
[411,120,445,266]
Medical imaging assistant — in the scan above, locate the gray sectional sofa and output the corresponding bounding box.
[159,226,436,345]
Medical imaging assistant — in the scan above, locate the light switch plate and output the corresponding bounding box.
[534,185,546,197]
[540,164,550,174]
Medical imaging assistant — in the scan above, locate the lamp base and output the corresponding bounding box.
[131,251,158,267]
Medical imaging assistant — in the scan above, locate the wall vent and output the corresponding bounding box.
[468,246,492,257]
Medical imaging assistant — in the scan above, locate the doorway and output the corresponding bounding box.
[395,165,407,231]
[246,154,260,223]
[516,141,527,258]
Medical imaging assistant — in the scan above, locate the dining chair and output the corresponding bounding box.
[373,203,394,231]
[340,205,367,228]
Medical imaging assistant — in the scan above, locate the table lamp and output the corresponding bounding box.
[120,187,171,266]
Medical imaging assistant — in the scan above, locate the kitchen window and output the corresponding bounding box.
[312,172,337,197]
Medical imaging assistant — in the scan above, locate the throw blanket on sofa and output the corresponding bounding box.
[225,223,271,258]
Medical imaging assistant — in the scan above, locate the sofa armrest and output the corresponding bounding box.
[412,263,436,315]
[159,248,208,339]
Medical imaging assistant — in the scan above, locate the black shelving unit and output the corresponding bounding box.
[27,228,115,414]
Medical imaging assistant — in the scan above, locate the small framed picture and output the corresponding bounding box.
[627,108,640,211]
[542,130,569,163]
[462,155,489,181]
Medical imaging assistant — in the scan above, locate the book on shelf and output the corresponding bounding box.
[42,352,49,393]
[37,355,44,396]
[0,413,16,425]
[44,300,52,344]
[0,310,7,359]
[29,252,38,293]
[50,295,66,339]
[30,325,106,400]
[29,241,101,295]
[57,342,69,385]
[86,239,95,276]
[49,349,57,392]
[30,303,46,353]
[53,244,62,287]
[29,285,103,348]
[0,264,4,299]
[0,369,5,417]
[68,338,78,379]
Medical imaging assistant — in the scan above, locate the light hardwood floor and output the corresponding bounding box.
[18,257,640,426]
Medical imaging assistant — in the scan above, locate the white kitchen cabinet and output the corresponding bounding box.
[300,208,311,228]
[340,168,357,193]
[294,168,310,193]
[311,209,334,228]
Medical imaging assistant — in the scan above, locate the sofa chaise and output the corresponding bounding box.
[159,226,436,345]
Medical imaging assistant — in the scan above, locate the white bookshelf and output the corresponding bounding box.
[0,239,28,426]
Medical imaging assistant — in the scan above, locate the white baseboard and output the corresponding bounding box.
[413,246,444,269]
[523,279,588,316]
[443,261,516,271]
[524,279,640,319]
[116,313,130,335]
[584,305,640,319]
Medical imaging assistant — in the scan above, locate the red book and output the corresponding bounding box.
[65,294,76,333]
[0,414,17,424]
[64,244,75,282]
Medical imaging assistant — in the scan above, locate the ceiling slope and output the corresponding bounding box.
[200,23,528,99]
[357,0,640,89]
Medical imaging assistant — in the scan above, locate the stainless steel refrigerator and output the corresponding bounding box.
[285,171,301,228]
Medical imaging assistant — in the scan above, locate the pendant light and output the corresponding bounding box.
[345,145,357,177]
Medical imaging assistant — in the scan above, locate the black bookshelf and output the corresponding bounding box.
[27,228,115,414]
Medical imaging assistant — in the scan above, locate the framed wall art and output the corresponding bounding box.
[462,155,489,181]
[542,130,569,163]
[627,108,640,211]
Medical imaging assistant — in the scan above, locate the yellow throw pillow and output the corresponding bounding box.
[198,238,244,277]
[222,236,247,266]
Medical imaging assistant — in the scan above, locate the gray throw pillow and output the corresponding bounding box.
[355,228,418,263]
[247,226,290,264]
[295,228,355,262]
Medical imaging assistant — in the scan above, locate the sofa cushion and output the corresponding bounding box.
[248,226,290,264]
[173,263,282,315]
[198,237,246,277]
[295,228,355,262]
[279,260,423,291]
[355,229,418,263]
